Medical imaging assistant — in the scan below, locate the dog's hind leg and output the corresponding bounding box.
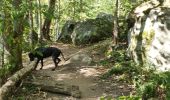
[40,59,43,70]
[34,59,40,70]
[52,57,61,71]
[60,52,66,61]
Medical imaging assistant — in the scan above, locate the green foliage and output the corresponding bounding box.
[132,71,170,99]
[0,63,12,78]
[13,96,25,100]
[100,96,112,100]
[101,46,136,80]
[11,83,39,100]
[118,96,141,100]
[59,0,114,21]
[100,44,170,99]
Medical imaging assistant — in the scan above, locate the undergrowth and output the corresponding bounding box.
[100,45,170,100]
[10,83,40,100]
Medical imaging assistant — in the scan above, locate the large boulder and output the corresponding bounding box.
[58,20,76,43]
[59,13,113,45]
[127,0,170,71]
[67,53,92,66]
[96,12,114,23]
[71,18,113,45]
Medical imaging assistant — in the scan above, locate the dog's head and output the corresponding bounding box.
[28,52,35,61]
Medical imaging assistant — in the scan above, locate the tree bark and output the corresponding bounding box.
[0,61,36,100]
[2,0,24,74]
[73,0,76,20]
[29,0,38,49]
[80,0,83,13]
[112,0,119,45]
[55,0,61,40]
[23,81,81,98]
[42,0,56,41]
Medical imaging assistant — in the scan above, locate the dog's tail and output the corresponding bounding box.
[60,52,67,61]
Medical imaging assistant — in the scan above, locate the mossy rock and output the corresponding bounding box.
[71,18,113,46]
[58,20,77,43]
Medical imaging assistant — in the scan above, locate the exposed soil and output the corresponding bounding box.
[13,42,132,100]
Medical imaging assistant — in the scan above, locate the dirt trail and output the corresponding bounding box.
[19,43,132,100]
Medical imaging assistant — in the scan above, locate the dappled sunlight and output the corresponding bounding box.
[53,73,73,81]
[42,63,54,69]
[78,67,101,77]
[12,40,133,100]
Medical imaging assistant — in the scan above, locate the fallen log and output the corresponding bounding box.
[23,81,81,98]
[0,61,36,100]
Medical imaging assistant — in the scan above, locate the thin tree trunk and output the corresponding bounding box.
[1,41,4,68]
[29,0,38,49]
[36,0,43,45]
[113,0,119,45]
[42,0,56,41]
[29,0,34,31]
[56,0,61,40]
[73,0,76,20]
[80,0,83,12]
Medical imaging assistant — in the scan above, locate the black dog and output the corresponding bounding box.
[28,47,66,71]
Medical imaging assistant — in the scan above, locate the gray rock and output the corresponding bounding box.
[96,12,114,23]
[127,0,170,71]
[71,18,113,46]
[58,20,77,43]
[67,53,92,65]
[59,13,113,46]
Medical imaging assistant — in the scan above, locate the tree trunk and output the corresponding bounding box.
[56,0,61,40]
[112,0,119,45]
[0,39,4,68]
[80,0,83,12]
[29,0,38,49]
[2,0,24,74]
[11,0,23,71]
[42,0,56,41]
[23,81,81,98]
[0,61,36,100]
[36,0,43,45]
[73,0,76,20]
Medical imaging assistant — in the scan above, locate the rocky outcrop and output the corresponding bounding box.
[127,0,170,71]
[58,20,76,43]
[71,18,113,45]
[96,12,114,23]
[59,13,113,45]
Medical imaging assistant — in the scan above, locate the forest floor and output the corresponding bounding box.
[12,40,133,100]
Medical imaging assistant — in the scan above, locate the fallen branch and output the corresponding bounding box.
[0,61,36,100]
[23,81,81,98]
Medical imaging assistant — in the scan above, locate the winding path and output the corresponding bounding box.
[20,43,132,100]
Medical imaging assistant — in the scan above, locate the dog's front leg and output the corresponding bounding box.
[34,59,40,70]
[40,59,43,70]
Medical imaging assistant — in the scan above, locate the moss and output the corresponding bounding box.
[140,29,155,65]
[130,29,155,66]
[142,29,155,47]
[128,28,155,66]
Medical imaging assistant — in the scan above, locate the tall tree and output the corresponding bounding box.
[2,0,24,74]
[112,0,119,45]
[42,0,56,41]
[80,0,83,12]
[56,0,61,40]
[29,0,38,49]
[37,0,43,44]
